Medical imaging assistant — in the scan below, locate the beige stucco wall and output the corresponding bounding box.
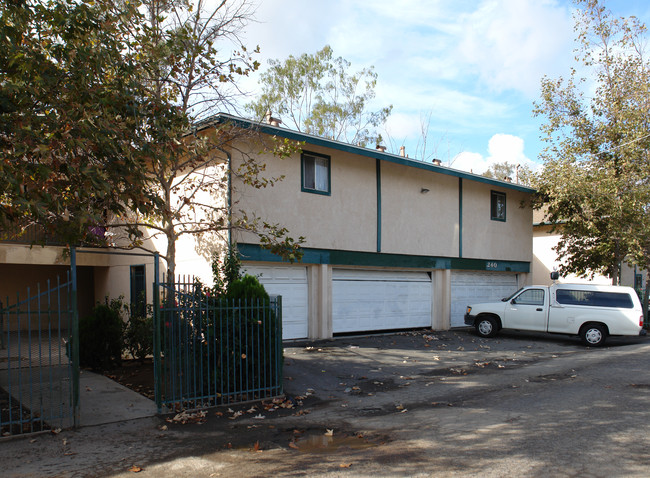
[232,145,377,253]
[380,162,459,256]
[232,140,532,263]
[461,181,532,262]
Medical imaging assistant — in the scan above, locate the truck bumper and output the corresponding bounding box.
[464,314,476,326]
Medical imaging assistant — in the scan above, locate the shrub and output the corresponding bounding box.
[163,274,283,403]
[124,305,153,362]
[79,303,123,371]
[226,274,269,302]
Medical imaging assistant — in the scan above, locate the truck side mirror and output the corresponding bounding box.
[550,271,559,281]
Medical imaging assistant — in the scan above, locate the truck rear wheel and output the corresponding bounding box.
[475,316,499,338]
[580,324,607,347]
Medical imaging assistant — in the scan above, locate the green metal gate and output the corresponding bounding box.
[153,266,283,412]
[0,251,79,436]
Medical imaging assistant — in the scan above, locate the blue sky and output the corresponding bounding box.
[236,0,650,175]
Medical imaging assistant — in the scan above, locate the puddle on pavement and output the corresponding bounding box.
[292,433,379,453]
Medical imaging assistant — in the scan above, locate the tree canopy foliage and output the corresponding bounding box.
[533,0,650,285]
[1,0,303,279]
[482,162,534,186]
[112,0,303,279]
[0,0,159,245]
[247,45,392,147]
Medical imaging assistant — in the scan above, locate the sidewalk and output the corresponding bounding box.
[77,370,158,427]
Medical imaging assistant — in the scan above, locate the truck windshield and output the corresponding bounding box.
[502,288,523,301]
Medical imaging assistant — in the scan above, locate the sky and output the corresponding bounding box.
[234,0,650,176]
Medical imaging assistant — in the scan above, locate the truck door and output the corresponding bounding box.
[504,288,547,331]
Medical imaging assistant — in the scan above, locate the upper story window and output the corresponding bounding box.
[491,190,506,221]
[301,151,330,195]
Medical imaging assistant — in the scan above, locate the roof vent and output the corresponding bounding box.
[400,146,406,157]
[264,109,282,127]
[376,145,387,152]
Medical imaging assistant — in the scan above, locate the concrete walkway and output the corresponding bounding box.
[78,370,158,427]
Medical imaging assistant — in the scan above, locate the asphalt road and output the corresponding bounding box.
[4,328,650,477]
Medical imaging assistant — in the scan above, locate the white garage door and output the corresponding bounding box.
[451,271,519,327]
[242,265,308,340]
[332,269,432,334]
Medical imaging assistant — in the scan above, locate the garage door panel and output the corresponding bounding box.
[451,271,518,327]
[242,265,308,340]
[333,270,432,333]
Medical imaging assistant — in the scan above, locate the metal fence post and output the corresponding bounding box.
[153,253,162,412]
[70,247,80,428]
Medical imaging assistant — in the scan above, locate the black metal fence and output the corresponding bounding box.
[153,278,283,412]
[0,271,78,436]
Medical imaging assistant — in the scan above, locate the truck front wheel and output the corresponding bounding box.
[580,324,607,347]
[475,316,499,338]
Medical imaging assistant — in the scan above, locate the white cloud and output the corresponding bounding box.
[456,0,574,97]
[450,151,487,173]
[449,134,539,175]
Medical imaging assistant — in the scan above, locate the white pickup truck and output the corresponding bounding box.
[464,283,646,346]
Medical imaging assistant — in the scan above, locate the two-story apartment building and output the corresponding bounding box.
[1,113,535,340]
[185,114,535,340]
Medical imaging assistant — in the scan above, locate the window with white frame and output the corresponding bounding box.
[301,151,330,195]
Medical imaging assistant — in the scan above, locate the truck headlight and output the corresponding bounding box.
[466,306,472,315]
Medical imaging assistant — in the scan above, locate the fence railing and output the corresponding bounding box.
[154,279,283,412]
[0,274,77,436]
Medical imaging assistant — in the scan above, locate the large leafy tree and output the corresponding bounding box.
[483,162,533,186]
[106,0,303,280]
[0,0,159,245]
[247,45,392,147]
[533,0,650,285]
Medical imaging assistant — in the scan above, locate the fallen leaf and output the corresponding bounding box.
[253,441,261,452]
[253,414,266,419]
[288,441,299,450]
[340,463,352,468]
[325,429,334,436]
[129,465,142,473]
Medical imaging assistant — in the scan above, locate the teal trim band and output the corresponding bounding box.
[450,257,530,273]
[236,243,530,273]
[376,158,381,253]
[458,177,463,259]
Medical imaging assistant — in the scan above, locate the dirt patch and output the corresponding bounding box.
[103,358,155,400]
[0,388,49,436]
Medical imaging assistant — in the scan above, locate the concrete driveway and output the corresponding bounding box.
[3,328,650,477]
